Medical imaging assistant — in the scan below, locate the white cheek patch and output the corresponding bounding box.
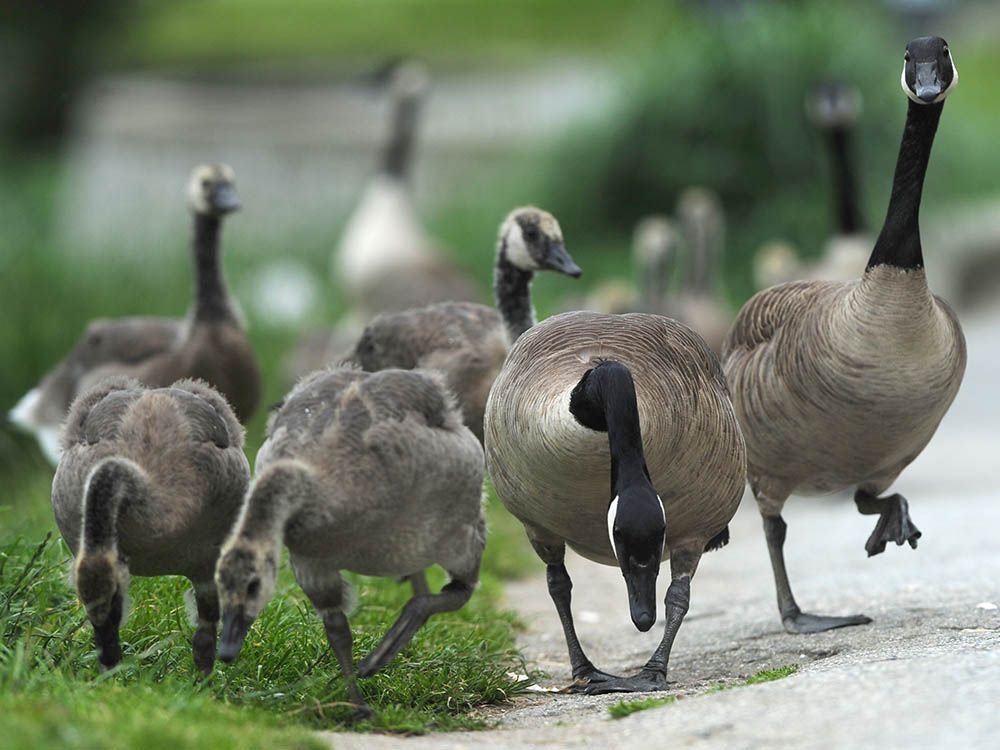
[607,496,619,560]
[657,494,666,555]
[505,224,539,271]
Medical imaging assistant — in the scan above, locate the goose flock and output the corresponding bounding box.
[8,37,966,717]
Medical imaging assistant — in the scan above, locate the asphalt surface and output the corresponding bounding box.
[326,307,1000,749]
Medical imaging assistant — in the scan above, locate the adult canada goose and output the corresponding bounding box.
[9,164,261,462]
[669,188,731,354]
[806,81,873,281]
[333,59,477,315]
[485,313,746,692]
[214,366,485,718]
[52,376,250,673]
[721,37,964,634]
[349,207,581,441]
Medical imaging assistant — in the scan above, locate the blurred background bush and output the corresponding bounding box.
[3,0,1000,518]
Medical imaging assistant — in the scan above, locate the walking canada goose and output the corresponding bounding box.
[806,80,873,281]
[721,37,964,634]
[349,207,581,441]
[9,164,261,463]
[485,313,746,693]
[52,376,250,674]
[333,59,477,315]
[669,188,731,354]
[215,366,486,718]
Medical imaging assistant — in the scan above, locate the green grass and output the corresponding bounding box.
[607,665,799,719]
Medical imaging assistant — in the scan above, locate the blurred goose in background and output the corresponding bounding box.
[333,58,478,316]
[668,188,731,354]
[722,36,964,634]
[807,80,872,281]
[350,207,581,441]
[563,215,677,315]
[9,164,261,463]
[752,239,804,290]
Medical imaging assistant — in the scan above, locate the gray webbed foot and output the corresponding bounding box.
[863,494,921,557]
[582,668,667,695]
[782,610,872,634]
[564,665,623,693]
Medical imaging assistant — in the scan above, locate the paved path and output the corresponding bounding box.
[327,309,1000,749]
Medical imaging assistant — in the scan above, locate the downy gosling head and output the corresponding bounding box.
[901,36,958,105]
[188,163,241,216]
[500,206,582,278]
[214,541,279,662]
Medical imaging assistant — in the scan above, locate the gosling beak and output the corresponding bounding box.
[542,242,583,278]
[218,609,253,663]
[914,62,943,103]
[212,184,242,214]
[624,562,658,632]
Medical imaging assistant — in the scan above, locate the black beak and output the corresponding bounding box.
[624,563,658,632]
[212,184,241,213]
[542,242,583,278]
[914,62,943,103]
[218,609,253,663]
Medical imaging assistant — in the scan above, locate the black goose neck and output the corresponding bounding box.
[192,213,233,323]
[381,94,419,180]
[569,361,650,495]
[867,100,943,271]
[825,125,865,235]
[494,239,535,343]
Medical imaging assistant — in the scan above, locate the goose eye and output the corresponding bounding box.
[904,53,910,62]
[523,227,539,242]
[943,48,950,57]
[201,179,211,189]
[247,578,261,598]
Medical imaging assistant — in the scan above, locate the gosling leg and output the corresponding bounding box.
[321,608,373,721]
[191,581,220,676]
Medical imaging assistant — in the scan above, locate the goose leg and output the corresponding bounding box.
[321,609,373,721]
[855,490,921,557]
[407,571,430,597]
[583,547,700,694]
[357,578,474,678]
[530,539,621,690]
[191,581,220,676]
[763,513,872,634]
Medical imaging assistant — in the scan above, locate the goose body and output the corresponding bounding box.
[350,207,581,441]
[485,311,745,692]
[52,376,250,673]
[10,164,261,463]
[722,37,965,634]
[333,61,477,315]
[215,366,485,717]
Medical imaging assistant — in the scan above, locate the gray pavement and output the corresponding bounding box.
[326,309,1000,749]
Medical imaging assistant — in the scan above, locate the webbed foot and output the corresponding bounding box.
[863,494,921,557]
[782,610,872,634]
[564,665,623,693]
[582,668,667,695]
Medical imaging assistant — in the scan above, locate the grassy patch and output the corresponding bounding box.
[608,665,799,719]
[607,694,676,719]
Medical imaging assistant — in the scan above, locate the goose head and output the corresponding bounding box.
[499,206,582,278]
[215,542,278,663]
[901,36,958,105]
[806,81,862,129]
[187,163,241,216]
[607,486,666,632]
[632,215,677,270]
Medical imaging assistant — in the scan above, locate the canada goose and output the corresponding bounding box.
[9,164,261,463]
[214,366,486,718]
[669,188,731,354]
[806,81,873,281]
[484,313,746,692]
[349,207,581,441]
[721,37,964,634]
[333,60,477,315]
[569,215,677,315]
[52,376,250,673]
